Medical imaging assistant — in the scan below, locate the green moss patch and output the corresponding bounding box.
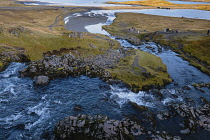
[108,49,172,92]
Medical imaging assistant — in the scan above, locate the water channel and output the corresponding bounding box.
[24,0,210,6]
[1,4,210,140]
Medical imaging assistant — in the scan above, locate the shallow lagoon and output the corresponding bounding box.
[26,0,136,6]
[26,0,210,6]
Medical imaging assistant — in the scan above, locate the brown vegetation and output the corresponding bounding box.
[107,0,210,10]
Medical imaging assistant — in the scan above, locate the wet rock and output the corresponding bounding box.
[150,89,163,101]
[73,104,82,111]
[34,75,49,86]
[183,86,191,90]
[54,114,144,140]
[20,49,123,85]
[169,99,210,133]
[147,131,181,140]
[129,101,148,112]
[157,111,170,120]
[180,128,190,135]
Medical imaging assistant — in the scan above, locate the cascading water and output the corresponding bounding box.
[0,63,159,139]
[1,9,210,140]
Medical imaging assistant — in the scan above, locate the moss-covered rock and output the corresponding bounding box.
[0,44,30,71]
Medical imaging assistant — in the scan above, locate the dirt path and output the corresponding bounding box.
[133,55,146,73]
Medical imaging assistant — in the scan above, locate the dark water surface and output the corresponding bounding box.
[0,63,138,139]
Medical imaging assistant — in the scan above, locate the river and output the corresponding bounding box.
[22,0,210,6]
[1,2,210,140]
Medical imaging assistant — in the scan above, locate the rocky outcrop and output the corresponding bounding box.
[54,114,182,140]
[171,102,210,134]
[0,45,30,71]
[19,48,125,85]
[157,99,210,135]
[54,114,144,140]
[19,46,125,86]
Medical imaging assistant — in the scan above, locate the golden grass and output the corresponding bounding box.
[103,12,210,34]
[0,9,64,32]
[184,36,210,65]
[107,0,210,10]
[0,0,18,6]
[0,26,120,61]
[0,7,120,61]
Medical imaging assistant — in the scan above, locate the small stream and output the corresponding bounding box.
[1,8,210,140]
[80,9,210,87]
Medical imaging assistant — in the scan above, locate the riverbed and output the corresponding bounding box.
[1,2,210,140]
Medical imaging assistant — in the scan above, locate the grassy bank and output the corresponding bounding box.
[157,34,210,75]
[108,49,172,92]
[103,12,210,75]
[103,12,210,34]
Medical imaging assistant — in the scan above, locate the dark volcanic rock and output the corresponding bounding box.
[157,99,210,134]
[54,114,144,140]
[73,105,82,111]
[20,54,115,82]
[0,46,30,71]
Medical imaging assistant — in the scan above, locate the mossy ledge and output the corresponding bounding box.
[19,46,172,92]
[0,44,30,71]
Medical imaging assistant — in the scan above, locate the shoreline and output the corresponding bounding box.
[65,15,108,32]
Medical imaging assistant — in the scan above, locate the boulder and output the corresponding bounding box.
[180,128,190,135]
[34,75,49,86]
[73,105,82,111]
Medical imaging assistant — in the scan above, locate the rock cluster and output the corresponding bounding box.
[8,26,32,37]
[115,36,143,46]
[147,131,181,140]
[20,54,115,85]
[63,32,84,39]
[157,100,210,135]
[172,102,210,134]
[20,46,124,86]
[54,114,144,140]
